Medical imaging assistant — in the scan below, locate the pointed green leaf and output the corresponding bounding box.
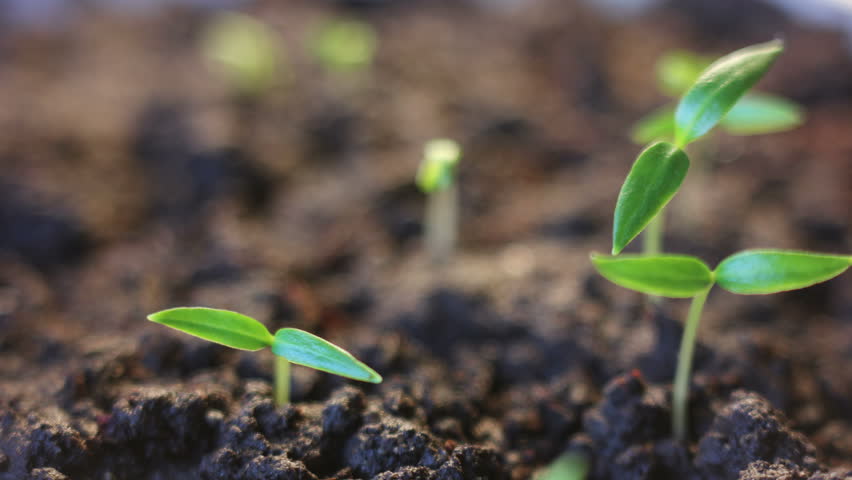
[148,307,274,351]
[720,93,803,135]
[675,40,784,146]
[272,328,382,383]
[613,142,689,255]
[631,105,676,144]
[591,254,714,298]
[715,249,851,295]
[656,50,713,96]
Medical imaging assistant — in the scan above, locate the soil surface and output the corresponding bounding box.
[0,0,851,479]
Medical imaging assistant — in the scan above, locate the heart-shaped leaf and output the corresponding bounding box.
[720,93,803,135]
[612,142,689,255]
[272,328,382,383]
[675,40,784,146]
[148,307,274,351]
[715,249,851,294]
[591,254,714,298]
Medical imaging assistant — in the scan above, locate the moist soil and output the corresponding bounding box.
[0,0,851,479]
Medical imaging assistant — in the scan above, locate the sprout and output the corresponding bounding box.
[417,139,462,265]
[312,19,377,73]
[632,43,803,145]
[202,12,282,98]
[148,307,382,406]
[537,453,588,480]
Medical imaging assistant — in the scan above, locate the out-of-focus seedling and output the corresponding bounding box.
[417,139,462,265]
[631,48,803,144]
[148,307,382,407]
[311,19,377,74]
[536,452,588,480]
[592,250,851,441]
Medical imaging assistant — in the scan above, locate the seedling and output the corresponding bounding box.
[631,49,803,145]
[311,19,377,74]
[592,251,850,440]
[537,452,588,480]
[594,40,852,442]
[417,139,462,265]
[148,307,382,407]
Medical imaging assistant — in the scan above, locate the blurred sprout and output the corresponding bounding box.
[312,19,377,73]
[655,50,712,96]
[203,12,282,97]
[417,139,462,265]
[537,453,588,480]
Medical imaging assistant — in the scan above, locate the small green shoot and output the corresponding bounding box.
[417,139,462,265]
[202,12,282,98]
[312,19,377,73]
[148,307,382,406]
[592,251,851,440]
[536,452,588,480]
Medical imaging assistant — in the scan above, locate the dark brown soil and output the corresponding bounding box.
[0,0,850,479]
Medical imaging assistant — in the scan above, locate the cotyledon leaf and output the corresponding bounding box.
[715,249,851,294]
[148,307,274,351]
[591,253,715,298]
[272,328,382,383]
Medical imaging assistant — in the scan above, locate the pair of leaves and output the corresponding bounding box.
[148,307,382,383]
[592,250,851,298]
[615,41,788,254]
[417,139,462,193]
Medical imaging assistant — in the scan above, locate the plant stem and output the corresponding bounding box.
[425,183,458,265]
[643,211,664,255]
[672,287,711,442]
[274,355,290,407]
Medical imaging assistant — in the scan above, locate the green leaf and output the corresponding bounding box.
[272,328,382,383]
[631,105,676,144]
[591,254,714,298]
[416,139,462,193]
[715,249,851,295]
[656,50,712,96]
[312,19,377,72]
[148,307,274,351]
[203,13,280,95]
[612,142,689,255]
[675,40,784,146]
[537,453,588,480]
[720,93,803,135]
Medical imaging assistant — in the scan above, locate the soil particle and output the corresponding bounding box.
[343,418,450,478]
[696,391,820,479]
[26,468,70,480]
[0,413,88,479]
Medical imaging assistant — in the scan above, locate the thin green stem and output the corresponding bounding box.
[425,183,458,265]
[643,211,664,255]
[673,287,711,442]
[274,355,290,407]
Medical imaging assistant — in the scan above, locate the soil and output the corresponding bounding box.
[0,0,851,479]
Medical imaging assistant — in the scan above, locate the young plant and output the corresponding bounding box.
[592,251,851,441]
[631,49,803,144]
[311,19,377,74]
[147,307,382,407]
[417,139,462,265]
[595,39,851,442]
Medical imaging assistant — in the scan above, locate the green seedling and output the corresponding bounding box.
[148,307,382,407]
[632,48,803,144]
[311,19,377,73]
[615,40,792,257]
[417,139,462,265]
[592,251,850,440]
[202,12,282,98]
[536,452,588,480]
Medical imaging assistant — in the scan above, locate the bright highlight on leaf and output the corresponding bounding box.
[715,249,852,295]
[417,139,462,193]
[148,307,274,351]
[612,142,689,255]
[313,19,377,72]
[272,328,382,383]
[656,50,712,96]
[203,12,281,95]
[720,93,803,135]
[675,40,784,147]
[591,254,714,298]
